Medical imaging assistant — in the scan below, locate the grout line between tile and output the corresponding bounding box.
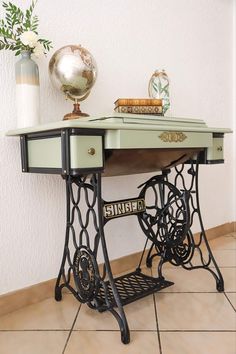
[150,265,163,353]
[0,328,161,333]
[224,293,236,312]
[0,329,71,332]
[206,266,236,269]
[159,292,218,294]
[153,294,163,354]
[155,291,228,294]
[70,329,158,332]
[158,329,236,332]
[62,305,81,354]
[210,248,236,250]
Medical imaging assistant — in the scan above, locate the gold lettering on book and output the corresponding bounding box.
[159,131,187,143]
[103,199,146,219]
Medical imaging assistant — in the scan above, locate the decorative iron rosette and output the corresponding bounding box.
[138,177,190,253]
[73,246,100,303]
[168,230,195,265]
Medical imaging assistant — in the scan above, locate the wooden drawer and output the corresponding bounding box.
[28,137,61,169]
[105,129,212,149]
[70,135,103,169]
[206,137,224,162]
[25,129,104,174]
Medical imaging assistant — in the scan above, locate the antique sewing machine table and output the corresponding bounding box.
[7,114,232,344]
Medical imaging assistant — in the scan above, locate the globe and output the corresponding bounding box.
[49,45,97,119]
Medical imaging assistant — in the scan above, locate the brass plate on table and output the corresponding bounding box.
[159,131,187,143]
[103,198,146,219]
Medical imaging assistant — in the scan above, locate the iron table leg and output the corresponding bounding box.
[138,157,224,292]
[55,173,130,344]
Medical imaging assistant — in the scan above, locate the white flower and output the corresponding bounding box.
[20,31,38,48]
[33,42,45,58]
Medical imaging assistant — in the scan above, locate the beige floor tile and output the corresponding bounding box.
[74,303,118,330]
[208,235,236,250]
[208,250,236,267]
[156,266,236,293]
[155,292,236,330]
[0,294,79,330]
[156,267,221,293]
[160,331,236,354]
[150,235,236,270]
[65,331,160,354]
[0,331,68,354]
[220,267,236,292]
[200,249,236,267]
[226,293,236,310]
[74,295,156,330]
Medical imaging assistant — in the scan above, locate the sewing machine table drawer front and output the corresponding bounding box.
[105,129,212,149]
[25,131,104,173]
[70,135,103,169]
[206,135,224,163]
[28,137,61,169]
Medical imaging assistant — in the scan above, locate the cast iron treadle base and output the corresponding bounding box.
[96,269,174,310]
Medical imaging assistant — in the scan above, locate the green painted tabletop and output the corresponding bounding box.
[6,113,232,136]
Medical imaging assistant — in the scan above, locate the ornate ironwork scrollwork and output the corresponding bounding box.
[138,176,190,260]
[54,155,224,347]
[137,158,224,292]
[55,173,130,344]
[167,230,195,265]
[73,246,100,303]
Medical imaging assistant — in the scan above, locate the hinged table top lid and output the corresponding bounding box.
[6,113,232,136]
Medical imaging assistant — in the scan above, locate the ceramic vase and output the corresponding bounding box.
[148,69,170,115]
[15,51,40,128]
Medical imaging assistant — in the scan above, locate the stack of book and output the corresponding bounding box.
[114,98,163,115]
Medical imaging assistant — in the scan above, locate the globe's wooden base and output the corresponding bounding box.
[63,103,89,120]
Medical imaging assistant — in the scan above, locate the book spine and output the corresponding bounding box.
[114,105,163,114]
[114,98,162,106]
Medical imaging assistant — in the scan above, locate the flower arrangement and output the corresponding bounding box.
[0,0,52,57]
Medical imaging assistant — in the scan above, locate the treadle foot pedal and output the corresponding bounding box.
[96,268,174,310]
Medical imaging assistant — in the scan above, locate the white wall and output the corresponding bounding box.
[0,0,234,295]
[234,0,236,222]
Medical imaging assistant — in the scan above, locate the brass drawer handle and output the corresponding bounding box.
[217,146,223,152]
[88,147,96,155]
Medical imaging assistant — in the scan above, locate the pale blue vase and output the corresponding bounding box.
[15,51,40,128]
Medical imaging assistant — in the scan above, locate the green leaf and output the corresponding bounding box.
[0,0,52,54]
